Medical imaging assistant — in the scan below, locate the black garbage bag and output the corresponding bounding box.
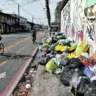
[62,58,70,67]
[38,57,48,65]
[77,77,90,94]
[60,67,75,86]
[71,77,90,96]
[56,51,63,54]
[84,80,96,96]
[69,58,84,69]
[63,41,71,47]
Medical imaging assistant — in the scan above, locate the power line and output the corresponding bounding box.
[39,0,47,21]
[9,0,34,16]
[20,0,37,6]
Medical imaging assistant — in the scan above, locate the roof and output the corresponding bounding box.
[27,21,35,25]
[60,0,69,11]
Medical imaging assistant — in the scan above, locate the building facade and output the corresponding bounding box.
[61,0,96,57]
[0,11,31,33]
[0,12,20,33]
[20,16,27,31]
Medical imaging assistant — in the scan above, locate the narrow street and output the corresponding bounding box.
[0,31,44,95]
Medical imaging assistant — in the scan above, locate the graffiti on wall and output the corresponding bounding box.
[73,0,84,32]
[84,0,96,41]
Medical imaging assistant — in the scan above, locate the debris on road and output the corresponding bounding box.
[0,72,6,79]
[11,65,37,96]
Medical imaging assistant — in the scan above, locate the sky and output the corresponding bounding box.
[0,0,60,25]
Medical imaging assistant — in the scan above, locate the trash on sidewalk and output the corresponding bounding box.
[36,31,96,96]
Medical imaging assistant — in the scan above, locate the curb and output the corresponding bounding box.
[0,32,45,96]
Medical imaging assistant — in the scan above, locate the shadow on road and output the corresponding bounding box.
[0,52,32,62]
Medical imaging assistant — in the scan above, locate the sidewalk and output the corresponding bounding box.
[30,65,71,96]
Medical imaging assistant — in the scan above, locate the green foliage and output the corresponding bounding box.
[55,0,63,22]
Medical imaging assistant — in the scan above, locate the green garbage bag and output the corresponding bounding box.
[54,68,62,75]
[70,42,76,47]
[57,35,63,39]
[56,32,63,35]
[39,45,43,50]
[64,39,70,43]
[43,43,50,47]
[46,58,58,73]
[50,43,59,51]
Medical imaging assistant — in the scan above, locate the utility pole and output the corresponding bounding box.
[32,16,34,23]
[32,16,34,29]
[18,4,20,25]
[45,0,51,36]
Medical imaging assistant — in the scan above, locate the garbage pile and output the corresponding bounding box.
[38,32,96,96]
[11,65,37,96]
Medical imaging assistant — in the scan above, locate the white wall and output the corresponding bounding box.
[61,0,96,57]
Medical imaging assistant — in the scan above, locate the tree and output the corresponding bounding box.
[55,1,63,23]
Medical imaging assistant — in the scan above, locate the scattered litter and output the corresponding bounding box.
[0,72,6,79]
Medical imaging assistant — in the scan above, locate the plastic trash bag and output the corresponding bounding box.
[56,35,66,39]
[84,66,95,79]
[38,57,48,66]
[56,32,63,35]
[70,69,79,88]
[55,54,62,68]
[42,50,47,57]
[66,47,76,53]
[67,53,76,59]
[69,58,84,69]
[75,40,88,56]
[60,67,75,86]
[77,77,90,94]
[62,58,70,67]
[46,58,58,74]
[43,43,50,47]
[70,42,76,47]
[84,80,96,96]
[39,45,43,51]
[54,68,62,75]
[71,76,90,96]
[55,45,65,52]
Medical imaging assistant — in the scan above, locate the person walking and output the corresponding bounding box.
[31,28,37,44]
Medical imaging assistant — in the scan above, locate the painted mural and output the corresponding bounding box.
[84,0,96,56]
[84,0,96,41]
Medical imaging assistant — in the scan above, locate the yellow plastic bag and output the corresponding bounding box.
[67,53,76,59]
[68,47,76,52]
[55,45,64,52]
[75,40,87,56]
[46,58,58,73]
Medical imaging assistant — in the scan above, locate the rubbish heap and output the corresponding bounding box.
[38,32,96,96]
[11,65,37,96]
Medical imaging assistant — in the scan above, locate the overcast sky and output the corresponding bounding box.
[0,0,60,25]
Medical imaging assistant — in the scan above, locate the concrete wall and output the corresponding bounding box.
[61,0,96,57]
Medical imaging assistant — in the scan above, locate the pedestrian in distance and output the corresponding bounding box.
[31,28,37,44]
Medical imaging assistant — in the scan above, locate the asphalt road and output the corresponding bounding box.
[0,31,44,95]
